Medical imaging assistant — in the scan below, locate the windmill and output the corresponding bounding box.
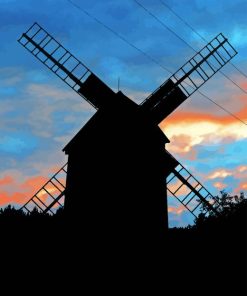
[18,23,237,236]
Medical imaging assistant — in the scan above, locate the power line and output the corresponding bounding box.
[66,0,246,125]
[198,91,247,126]
[66,0,171,74]
[133,0,195,52]
[134,0,247,96]
[159,0,247,80]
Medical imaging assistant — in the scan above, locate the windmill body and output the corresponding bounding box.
[18,23,237,237]
[63,90,171,239]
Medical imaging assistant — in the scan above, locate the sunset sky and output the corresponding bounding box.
[0,0,247,227]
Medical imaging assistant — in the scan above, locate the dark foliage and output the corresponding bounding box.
[0,194,246,295]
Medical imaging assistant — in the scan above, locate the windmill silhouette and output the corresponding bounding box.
[18,23,237,236]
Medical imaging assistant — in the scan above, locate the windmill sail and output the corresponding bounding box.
[21,160,220,219]
[166,153,221,217]
[21,164,67,215]
[18,22,115,109]
[18,23,235,224]
[141,33,237,124]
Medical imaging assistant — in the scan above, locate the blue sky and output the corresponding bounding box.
[0,0,247,227]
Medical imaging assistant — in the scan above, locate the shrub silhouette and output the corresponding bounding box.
[195,191,246,229]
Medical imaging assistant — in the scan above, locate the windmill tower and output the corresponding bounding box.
[18,23,237,239]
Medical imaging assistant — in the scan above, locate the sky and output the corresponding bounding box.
[0,0,247,227]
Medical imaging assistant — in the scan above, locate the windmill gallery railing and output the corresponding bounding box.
[21,159,221,219]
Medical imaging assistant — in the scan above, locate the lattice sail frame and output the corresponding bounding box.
[21,160,220,219]
[17,23,231,219]
[18,23,96,108]
[141,33,237,112]
[167,162,221,218]
[21,164,67,215]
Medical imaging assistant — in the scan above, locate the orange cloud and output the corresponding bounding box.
[238,165,247,173]
[168,205,186,215]
[0,191,28,206]
[208,169,232,179]
[0,176,14,186]
[21,176,48,192]
[159,107,247,157]
[235,181,247,192]
[213,181,227,190]
[0,175,49,207]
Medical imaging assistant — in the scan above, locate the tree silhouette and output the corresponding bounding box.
[195,191,246,228]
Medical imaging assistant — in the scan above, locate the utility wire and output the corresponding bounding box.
[66,0,171,74]
[159,0,247,80]
[66,0,247,125]
[134,0,247,96]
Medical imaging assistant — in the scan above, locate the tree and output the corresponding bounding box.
[195,190,246,227]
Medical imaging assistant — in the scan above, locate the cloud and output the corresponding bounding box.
[0,132,38,155]
[208,169,233,179]
[0,175,48,206]
[213,181,227,190]
[168,205,186,215]
[0,176,13,186]
[160,106,247,158]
